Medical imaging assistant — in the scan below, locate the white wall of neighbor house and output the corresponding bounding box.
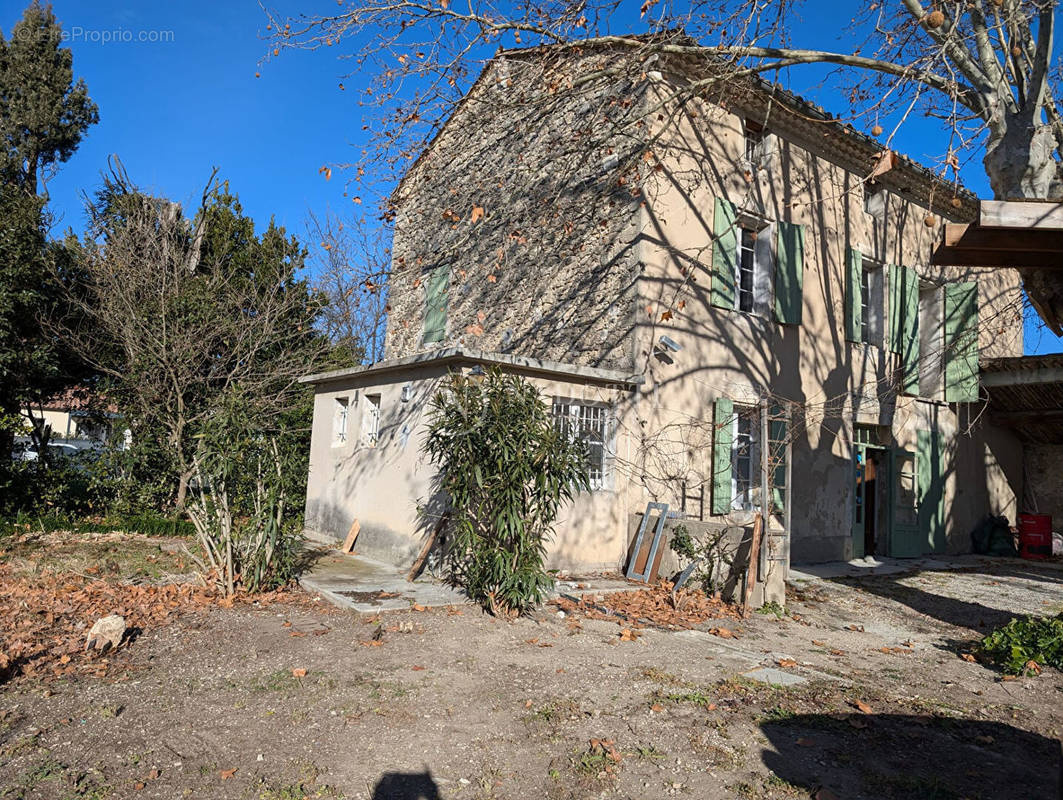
[304,364,642,571]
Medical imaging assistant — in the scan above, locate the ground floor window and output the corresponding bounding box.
[732,408,758,511]
[551,400,612,491]
[361,394,381,446]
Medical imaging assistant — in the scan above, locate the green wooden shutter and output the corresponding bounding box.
[712,398,734,515]
[845,246,862,343]
[423,266,449,344]
[944,282,979,402]
[917,429,946,553]
[887,264,902,353]
[900,266,920,395]
[711,198,737,310]
[774,222,805,324]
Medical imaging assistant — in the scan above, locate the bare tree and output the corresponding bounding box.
[55,161,326,508]
[264,0,1063,327]
[307,208,389,363]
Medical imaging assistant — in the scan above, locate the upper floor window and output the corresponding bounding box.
[743,119,765,164]
[552,399,613,491]
[860,261,885,346]
[737,226,757,313]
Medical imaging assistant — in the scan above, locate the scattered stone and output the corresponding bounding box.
[85,615,126,652]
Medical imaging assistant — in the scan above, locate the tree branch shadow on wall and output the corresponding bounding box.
[760,714,1061,800]
[372,770,442,800]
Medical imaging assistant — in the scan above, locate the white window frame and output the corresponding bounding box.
[731,408,759,512]
[860,259,886,347]
[732,216,774,319]
[361,393,381,447]
[551,399,614,491]
[332,396,350,446]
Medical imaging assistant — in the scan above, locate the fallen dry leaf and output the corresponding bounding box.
[134,782,145,791]
[411,665,426,671]
[619,628,640,641]
[412,603,426,612]
[811,639,828,647]
[960,653,977,662]
[650,703,664,712]
[852,700,873,714]
[291,668,307,678]
[777,658,798,668]
[846,624,865,632]
[360,640,383,648]
[219,768,237,780]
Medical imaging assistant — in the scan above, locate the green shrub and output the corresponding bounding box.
[979,614,1063,675]
[423,368,589,616]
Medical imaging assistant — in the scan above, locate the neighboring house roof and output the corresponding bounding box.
[40,388,119,415]
[982,355,1063,443]
[299,346,644,389]
[393,36,978,223]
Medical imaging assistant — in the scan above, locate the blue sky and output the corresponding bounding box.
[5,0,1060,354]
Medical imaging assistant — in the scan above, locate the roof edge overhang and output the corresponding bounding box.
[300,346,644,389]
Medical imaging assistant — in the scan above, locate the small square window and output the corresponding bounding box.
[333,397,350,446]
[361,394,381,446]
[743,119,765,164]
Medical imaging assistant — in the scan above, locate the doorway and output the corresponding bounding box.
[853,441,889,559]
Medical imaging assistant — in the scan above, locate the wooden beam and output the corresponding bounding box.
[980,200,1063,230]
[932,245,1063,268]
[989,409,1063,426]
[982,366,1063,387]
[340,518,360,554]
[943,223,1063,252]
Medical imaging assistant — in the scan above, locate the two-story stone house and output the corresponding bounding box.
[300,42,1024,586]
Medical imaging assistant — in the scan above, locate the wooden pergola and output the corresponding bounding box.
[933,200,1063,270]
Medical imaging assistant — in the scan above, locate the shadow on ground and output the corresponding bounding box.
[830,560,1063,633]
[372,770,441,800]
[761,713,1061,799]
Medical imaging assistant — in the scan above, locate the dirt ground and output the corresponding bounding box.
[0,532,1061,800]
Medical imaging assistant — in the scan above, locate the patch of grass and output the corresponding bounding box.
[637,666,686,685]
[758,705,796,723]
[662,689,716,708]
[634,745,666,761]
[573,750,612,777]
[755,601,786,618]
[978,613,1063,675]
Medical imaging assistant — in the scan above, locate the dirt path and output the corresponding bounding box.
[0,550,1060,800]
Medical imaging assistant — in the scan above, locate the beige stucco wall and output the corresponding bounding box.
[314,52,1027,573]
[620,74,1025,563]
[304,364,644,570]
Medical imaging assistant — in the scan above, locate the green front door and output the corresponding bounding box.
[917,429,947,553]
[889,449,922,557]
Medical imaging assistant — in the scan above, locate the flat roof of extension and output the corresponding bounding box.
[299,346,644,389]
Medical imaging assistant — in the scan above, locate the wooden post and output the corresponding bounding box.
[407,513,448,582]
[743,512,763,617]
[340,519,360,554]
